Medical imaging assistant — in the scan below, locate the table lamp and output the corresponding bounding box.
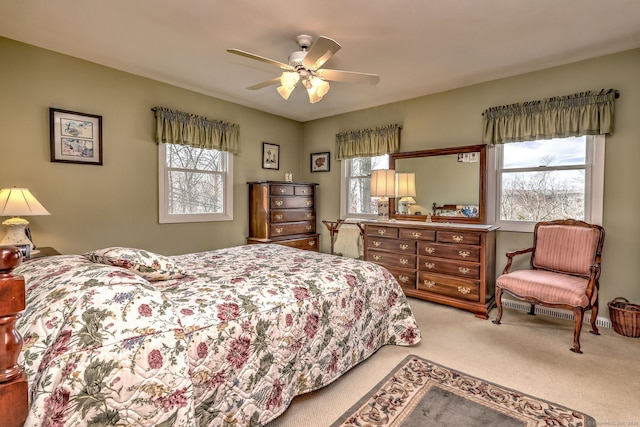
[395,172,416,215]
[371,169,395,221]
[0,188,50,252]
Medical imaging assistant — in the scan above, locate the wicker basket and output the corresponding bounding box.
[608,297,640,338]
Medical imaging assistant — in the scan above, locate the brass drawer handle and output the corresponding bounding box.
[308,240,315,246]
[279,188,286,194]
[275,214,283,220]
[424,247,435,254]
[459,267,470,275]
[457,286,471,295]
[373,255,381,261]
[377,229,386,236]
[453,235,464,242]
[302,189,309,194]
[399,244,409,251]
[275,200,283,207]
[399,275,410,283]
[373,241,381,247]
[306,225,312,231]
[411,232,422,238]
[400,258,409,265]
[459,251,470,258]
[423,280,436,288]
[306,213,312,218]
[424,262,435,269]
[306,200,313,207]
[275,227,283,234]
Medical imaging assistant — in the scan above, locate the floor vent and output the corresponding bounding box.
[501,300,612,329]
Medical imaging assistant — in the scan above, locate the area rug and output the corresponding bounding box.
[331,355,595,427]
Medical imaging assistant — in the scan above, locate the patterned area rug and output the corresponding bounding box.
[331,355,596,427]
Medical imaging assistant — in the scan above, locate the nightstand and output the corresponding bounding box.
[26,247,60,260]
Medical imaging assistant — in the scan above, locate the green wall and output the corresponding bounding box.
[2,36,639,314]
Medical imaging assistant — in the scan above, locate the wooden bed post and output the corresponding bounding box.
[0,246,28,427]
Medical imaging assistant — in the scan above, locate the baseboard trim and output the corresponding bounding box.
[501,299,612,329]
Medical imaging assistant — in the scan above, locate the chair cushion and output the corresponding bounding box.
[497,269,594,307]
[533,224,600,275]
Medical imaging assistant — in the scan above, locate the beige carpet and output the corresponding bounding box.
[266,298,640,426]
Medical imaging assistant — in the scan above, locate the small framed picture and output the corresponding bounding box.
[310,152,330,172]
[262,142,280,170]
[50,108,103,165]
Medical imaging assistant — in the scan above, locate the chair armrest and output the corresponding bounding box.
[502,247,534,274]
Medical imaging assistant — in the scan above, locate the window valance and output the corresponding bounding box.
[152,107,240,154]
[335,124,401,160]
[482,89,619,145]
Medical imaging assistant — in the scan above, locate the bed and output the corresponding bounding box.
[6,244,420,426]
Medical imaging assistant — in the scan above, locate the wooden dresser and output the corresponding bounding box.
[247,181,320,251]
[364,221,498,318]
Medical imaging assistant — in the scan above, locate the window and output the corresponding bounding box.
[341,154,389,218]
[489,135,604,232]
[158,143,233,223]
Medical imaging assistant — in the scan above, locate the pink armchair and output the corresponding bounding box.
[493,219,605,353]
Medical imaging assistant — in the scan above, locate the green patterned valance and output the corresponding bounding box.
[482,89,619,145]
[336,124,401,160]
[152,107,240,154]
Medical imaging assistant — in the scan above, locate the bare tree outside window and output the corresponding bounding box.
[347,155,389,215]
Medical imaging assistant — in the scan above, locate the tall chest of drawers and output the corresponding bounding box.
[247,181,320,251]
[364,221,498,318]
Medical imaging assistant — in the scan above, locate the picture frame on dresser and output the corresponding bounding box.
[310,152,330,172]
[262,142,280,170]
[49,108,103,165]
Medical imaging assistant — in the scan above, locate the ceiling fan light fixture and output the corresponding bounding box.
[280,71,300,89]
[277,85,295,100]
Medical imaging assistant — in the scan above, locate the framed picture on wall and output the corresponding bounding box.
[310,152,330,172]
[50,108,103,165]
[262,142,280,170]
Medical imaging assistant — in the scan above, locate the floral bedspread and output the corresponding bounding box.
[15,244,421,426]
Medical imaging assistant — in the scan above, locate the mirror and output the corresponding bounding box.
[390,144,486,224]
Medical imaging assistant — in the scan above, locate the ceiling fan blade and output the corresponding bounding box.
[246,77,281,90]
[316,69,380,85]
[302,36,341,70]
[227,48,294,71]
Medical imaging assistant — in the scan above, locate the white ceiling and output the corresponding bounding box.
[2,0,640,122]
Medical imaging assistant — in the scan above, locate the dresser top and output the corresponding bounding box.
[247,181,318,185]
[362,219,499,231]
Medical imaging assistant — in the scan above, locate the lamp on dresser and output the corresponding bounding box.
[0,187,50,253]
[371,169,395,221]
[395,172,416,215]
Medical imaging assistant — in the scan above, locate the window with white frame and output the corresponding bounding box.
[158,143,233,223]
[341,154,389,218]
[489,135,604,232]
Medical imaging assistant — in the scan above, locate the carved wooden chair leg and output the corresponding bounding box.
[571,307,585,354]
[527,303,536,315]
[492,287,503,325]
[589,300,600,336]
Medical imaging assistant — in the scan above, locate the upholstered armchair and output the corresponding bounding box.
[493,219,605,353]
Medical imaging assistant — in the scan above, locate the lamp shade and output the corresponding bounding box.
[0,188,50,217]
[370,169,396,198]
[395,173,416,198]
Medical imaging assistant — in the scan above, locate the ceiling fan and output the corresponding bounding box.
[227,34,380,103]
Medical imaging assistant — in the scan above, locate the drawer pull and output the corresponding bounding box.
[411,232,422,238]
[279,188,286,194]
[377,229,387,236]
[306,200,313,207]
[400,258,409,265]
[275,200,283,207]
[399,244,409,251]
[306,225,312,231]
[372,241,381,247]
[373,255,381,261]
[453,235,464,242]
[424,262,435,269]
[424,247,435,254]
[457,286,471,295]
[458,251,470,258]
[459,267,470,275]
[275,227,283,234]
[306,213,312,219]
[423,280,436,288]
[399,275,410,283]
[302,189,309,194]
[275,214,283,220]
[308,240,315,246]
